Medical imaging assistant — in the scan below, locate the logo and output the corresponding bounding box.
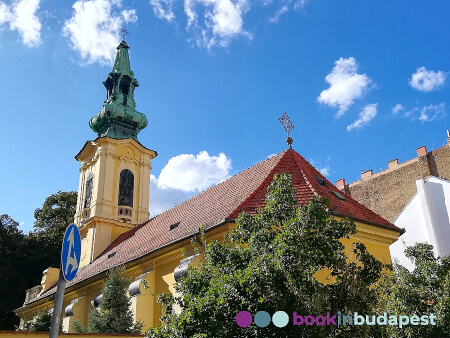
[236,311,437,329]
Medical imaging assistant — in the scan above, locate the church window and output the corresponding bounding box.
[118,169,134,207]
[84,174,93,208]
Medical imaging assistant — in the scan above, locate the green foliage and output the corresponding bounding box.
[74,266,143,334]
[23,308,52,332]
[1,191,77,330]
[0,214,27,329]
[147,173,383,338]
[33,191,77,267]
[374,243,450,337]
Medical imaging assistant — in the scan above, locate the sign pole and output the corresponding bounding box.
[49,224,81,337]
[49,269,66,338]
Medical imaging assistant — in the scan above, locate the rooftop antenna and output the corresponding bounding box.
[278,112,295,149]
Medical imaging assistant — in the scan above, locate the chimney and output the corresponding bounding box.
[40,267,60,293]
[361,170,373,180]
[336,178,346,190]
[417,146,427,157]
[388,159,399,169]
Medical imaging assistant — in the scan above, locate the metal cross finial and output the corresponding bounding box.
[278,112,295,149]
[120,27,129,41]
[278,112,295,136]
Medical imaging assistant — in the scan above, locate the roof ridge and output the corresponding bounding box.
[226,150,290,217]
[287,150,319,197]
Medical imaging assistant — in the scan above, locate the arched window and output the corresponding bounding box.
[118,169,134,207]
[84,173,94,209]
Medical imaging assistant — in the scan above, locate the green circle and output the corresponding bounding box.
[272,311,289,328]
[254,311,271,328]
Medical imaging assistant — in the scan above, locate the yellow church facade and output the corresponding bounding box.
[14,41,403,333]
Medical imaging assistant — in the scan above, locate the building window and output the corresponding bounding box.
[84,174,93,209]
[118,169,134,207]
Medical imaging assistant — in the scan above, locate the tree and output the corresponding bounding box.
[0,215,50,330]
[73,266,143,334]
[0,214,27,329]
[33,191,77,267]
[147,173,384,338]
[374,243,450,337]
[23,308,52,332]
[0,191,77,330]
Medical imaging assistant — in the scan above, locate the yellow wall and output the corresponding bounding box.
[75,137,156,267]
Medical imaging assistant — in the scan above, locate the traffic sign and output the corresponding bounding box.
[61,224,81,281]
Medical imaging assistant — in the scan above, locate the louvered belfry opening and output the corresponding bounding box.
[118,169,134,207]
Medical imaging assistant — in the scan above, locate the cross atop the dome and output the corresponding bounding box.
[278,112,295,149]
[120,27,129,41]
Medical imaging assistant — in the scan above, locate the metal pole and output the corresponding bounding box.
[49,269,66,338]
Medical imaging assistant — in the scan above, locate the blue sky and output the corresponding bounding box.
[1,0,450,233]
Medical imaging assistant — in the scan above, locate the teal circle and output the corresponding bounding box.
[272,311,289,328]
[254,311,271,328]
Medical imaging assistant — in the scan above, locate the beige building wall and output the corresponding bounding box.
[337,142,450,222]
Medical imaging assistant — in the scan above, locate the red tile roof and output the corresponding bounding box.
[36,149,401,301]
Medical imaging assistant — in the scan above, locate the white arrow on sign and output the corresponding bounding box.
[65,227,79,276]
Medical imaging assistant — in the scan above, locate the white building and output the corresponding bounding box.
[390,176,450,270]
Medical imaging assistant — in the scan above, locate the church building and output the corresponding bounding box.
[15,40,403,332]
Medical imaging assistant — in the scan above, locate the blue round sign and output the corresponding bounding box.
[61,224,81,281]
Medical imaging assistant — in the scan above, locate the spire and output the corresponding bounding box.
[89,40,148,141]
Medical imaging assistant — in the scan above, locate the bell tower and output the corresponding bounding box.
[74,40,157,268]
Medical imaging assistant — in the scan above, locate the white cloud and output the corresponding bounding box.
[310,158,331,177]
[149,175,193,216]
[419,103,446,122]
[148,151,232,216]
[393,102,446,122]
[184,0,251,49]
[148,0,311,48]
[347,103,377,131]
[409,67,446,92]
[269,5,288,23]
[318,57,372,117]
[319,166,330,176]
[121,8,137,22]
[269,0,307,22]
[158,151,232,191]
[63,0,137,65]
[391,103,404,115]
[293,0,308,10]
[0,0,41,47]
[149,0,175,22]
[259,0,272,6]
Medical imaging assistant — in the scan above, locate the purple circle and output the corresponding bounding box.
[236,311,253,328]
